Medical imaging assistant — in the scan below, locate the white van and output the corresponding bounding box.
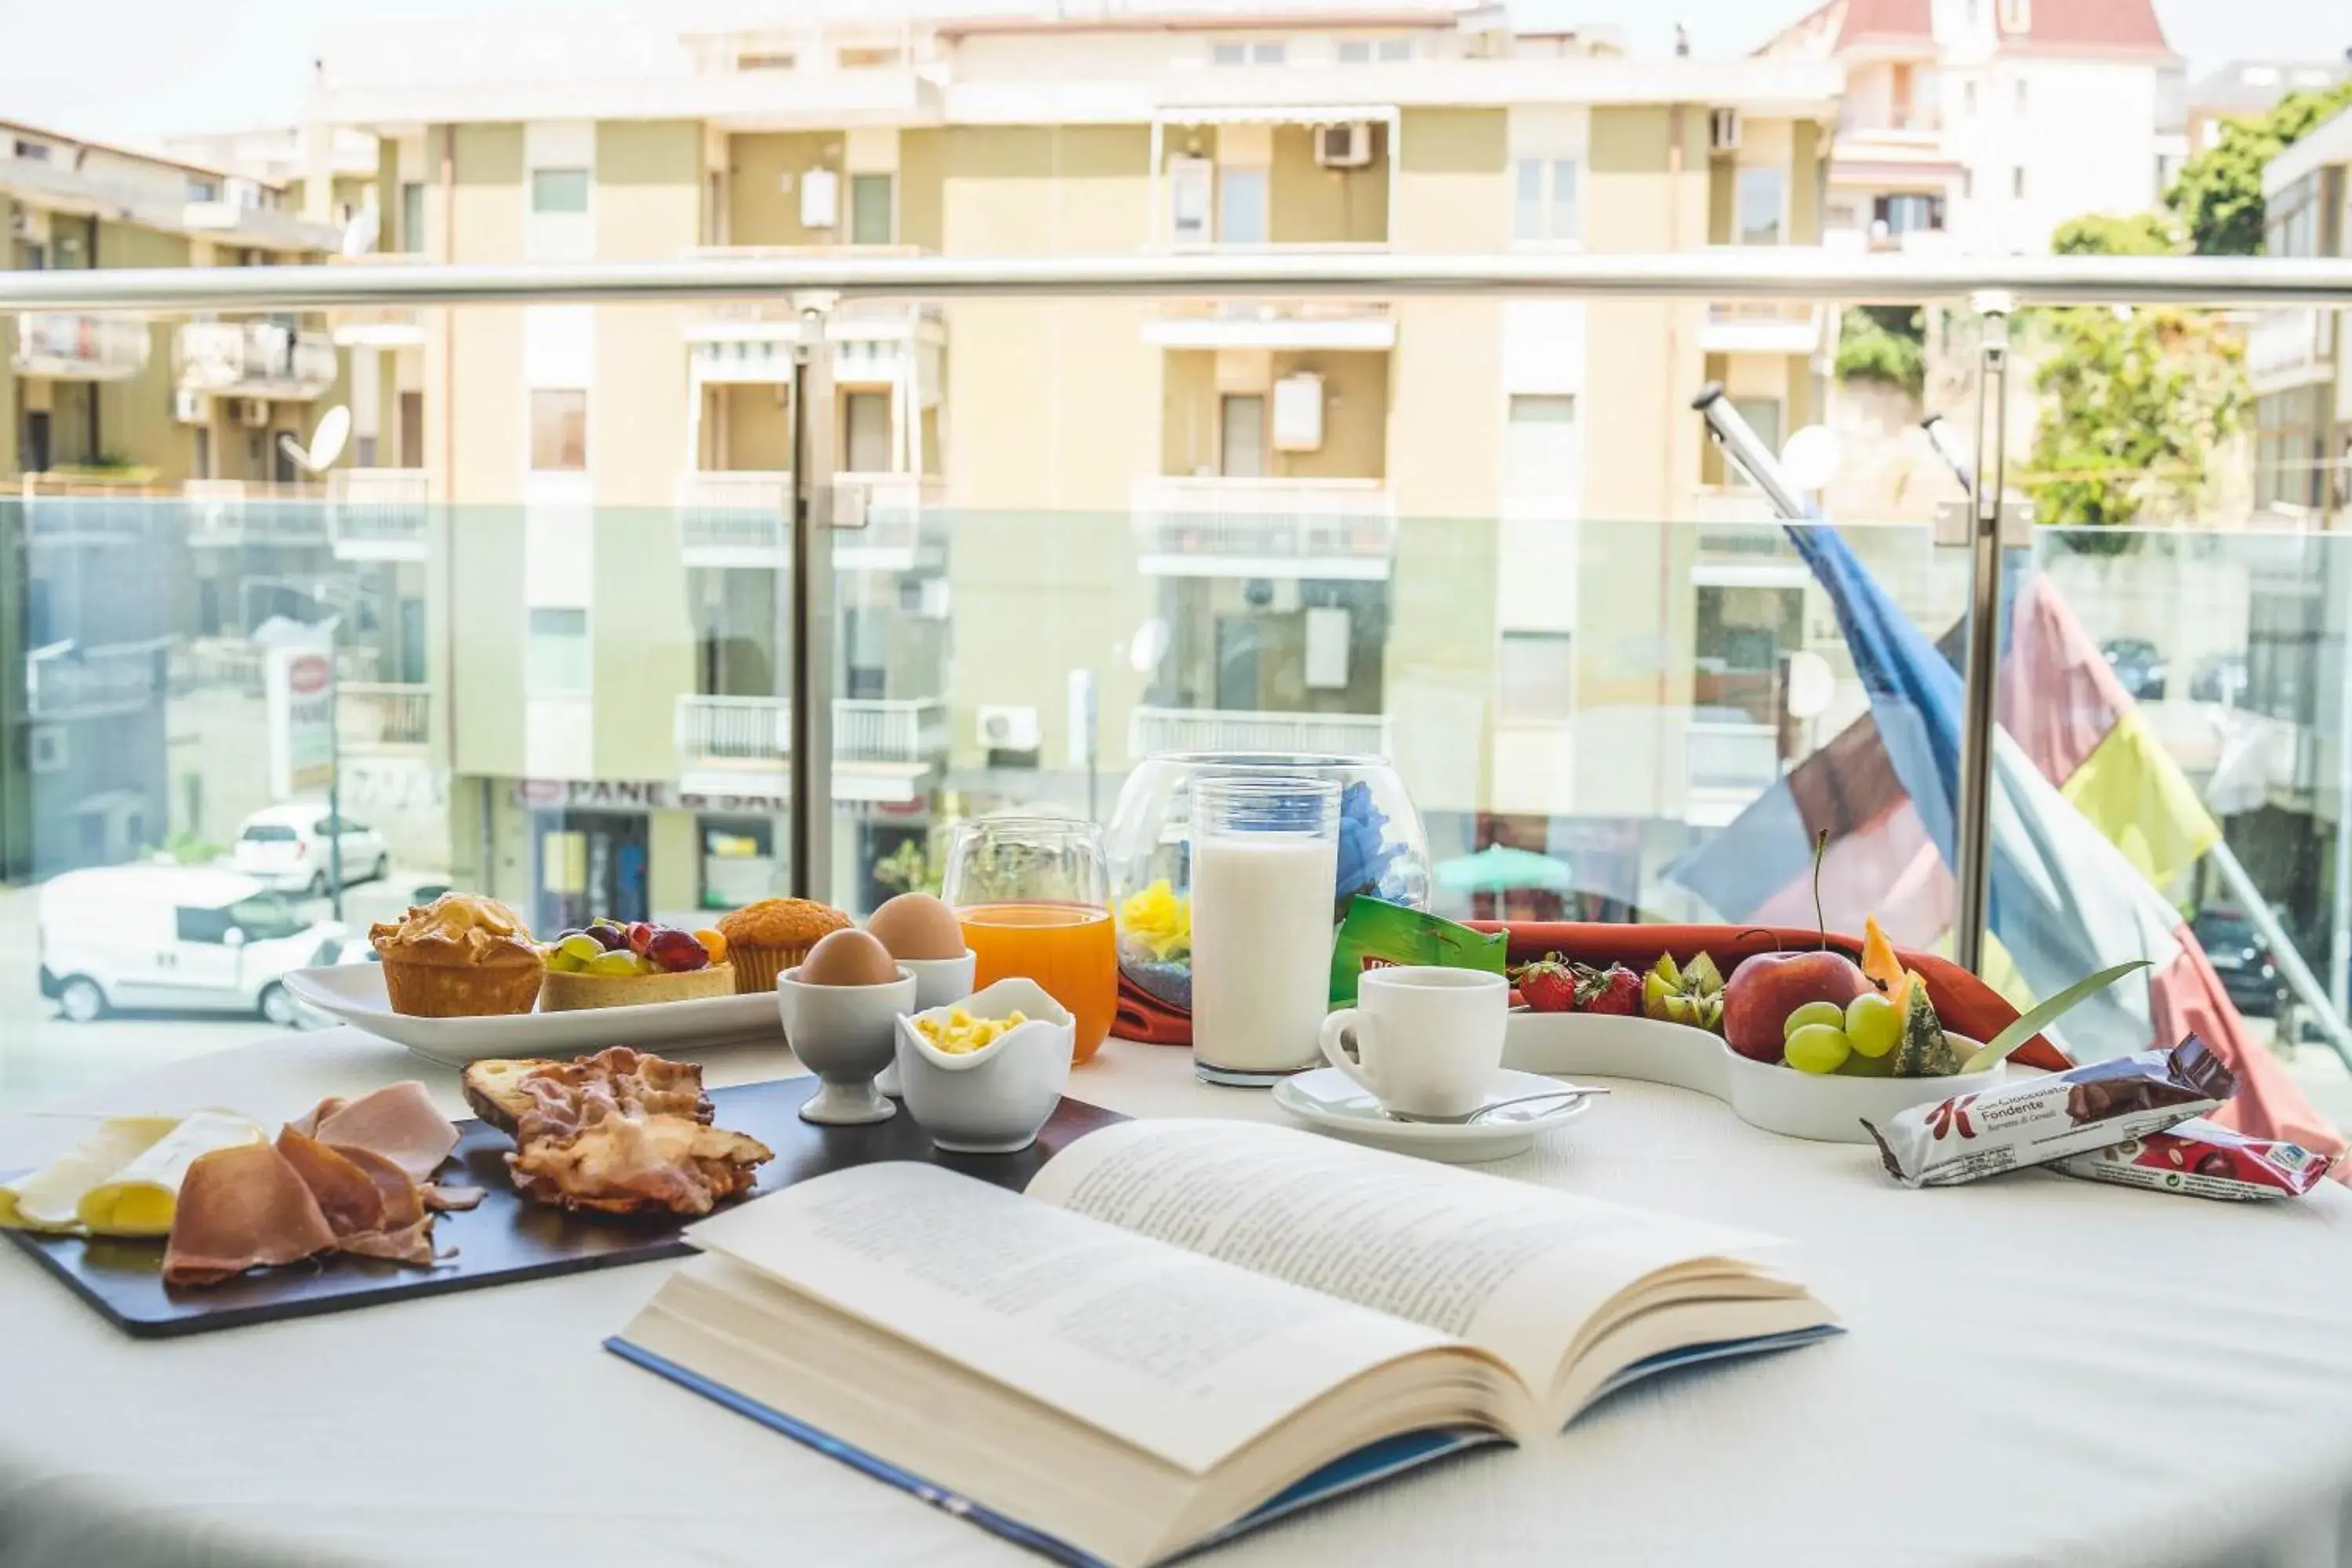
[37,866,343,1028]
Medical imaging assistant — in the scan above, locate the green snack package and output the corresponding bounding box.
[1328,896,1510,1006]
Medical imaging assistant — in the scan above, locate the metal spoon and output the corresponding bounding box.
[1385,1087,1610,1126]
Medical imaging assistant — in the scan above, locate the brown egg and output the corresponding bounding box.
[796,927,902,987]
[866,893,967,962]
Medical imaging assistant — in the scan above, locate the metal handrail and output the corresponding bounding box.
[2,252,2350,311]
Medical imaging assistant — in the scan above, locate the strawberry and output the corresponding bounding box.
[1512,954,1577,1013]
[1578,963,1643,1016]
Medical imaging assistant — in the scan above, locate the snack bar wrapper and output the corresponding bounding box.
[2053,1117,2332,1201]
[1327,897,1508,1007]
[1864,1034,2237,1189]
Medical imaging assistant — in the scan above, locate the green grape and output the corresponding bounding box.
[586,949,645,977]
[1783,1023,1852,1075]
[1783,1000,1848,1039]
[1845,992,1901,1058]
[557,932,604,966]
[543,948,583,973]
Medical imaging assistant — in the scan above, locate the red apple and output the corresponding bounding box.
[1722,949,1870,1062]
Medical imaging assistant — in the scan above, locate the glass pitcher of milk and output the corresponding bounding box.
[1189,773,1341,1086]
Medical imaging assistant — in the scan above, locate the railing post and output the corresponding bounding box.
[1952,290,2013,978]
[787,296,837,904]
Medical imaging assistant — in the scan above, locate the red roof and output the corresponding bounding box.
[2000,0,2172,58]
[1834,0,1933,49]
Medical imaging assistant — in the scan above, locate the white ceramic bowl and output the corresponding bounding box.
[778,965,916,1125]
[894,979,1075,1154]
[1502,1011,2005,1144]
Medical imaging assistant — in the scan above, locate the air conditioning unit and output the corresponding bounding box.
[1314,122,1374,169]
[800,166,840,229]
[1709,108,1741,152]
[9,205,47,242]
[235,397,271,429]
[976,704,1041,752]
[1272,372,1325,452]
[173,389,207,425]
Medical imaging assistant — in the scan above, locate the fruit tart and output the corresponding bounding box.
[537,919,735,1011]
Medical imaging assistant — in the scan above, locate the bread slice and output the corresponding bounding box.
[460,1058,558,1135]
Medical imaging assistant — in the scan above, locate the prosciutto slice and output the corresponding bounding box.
[271,1130,439,1268]
[162,1145,337,1288]
[310,1082,459,1181]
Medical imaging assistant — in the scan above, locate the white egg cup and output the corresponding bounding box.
[894,978,1074,1154]
[778,964,917,1125]
[874,950,978,1098]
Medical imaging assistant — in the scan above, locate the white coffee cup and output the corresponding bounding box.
[1316,966,1509,1120]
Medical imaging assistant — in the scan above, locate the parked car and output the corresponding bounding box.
[36,866,344,1027]
[2100,638,2169,702]
[2189,652,2249,706]
[2188,906,2286,1018]
[231,804,389,895]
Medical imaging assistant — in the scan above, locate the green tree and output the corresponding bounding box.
[2166,85,2352,256]
[1834,304,1925,394]
[2027,211,2245,535]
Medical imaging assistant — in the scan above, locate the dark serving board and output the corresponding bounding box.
[4,1079,1127,1339]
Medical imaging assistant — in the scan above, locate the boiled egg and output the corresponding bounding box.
[795,927,902,988]
[866,893,967,962]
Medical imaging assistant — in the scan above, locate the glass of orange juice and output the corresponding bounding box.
[942,815,1116,1064]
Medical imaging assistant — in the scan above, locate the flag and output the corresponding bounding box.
[1667,532,2339,1160]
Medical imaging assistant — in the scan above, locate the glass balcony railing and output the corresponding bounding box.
[12,310,151,380]
[2,252,2350,1124]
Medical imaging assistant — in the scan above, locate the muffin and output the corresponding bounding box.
[716,898,852,994]
[369,893,543,1018]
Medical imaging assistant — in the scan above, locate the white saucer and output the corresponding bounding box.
[1271,1067,1598,1163]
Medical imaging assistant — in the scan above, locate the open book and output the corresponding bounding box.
[610,1120,1835,1568]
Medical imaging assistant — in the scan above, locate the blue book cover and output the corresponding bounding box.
[606,1323,1838,1566]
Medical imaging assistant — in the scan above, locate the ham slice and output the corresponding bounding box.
[275,1129,386,1236]
[270,1129,441,1269]
[310,1082,459,1181]
[162,1145,337,1288]
[422,1184,485,1212]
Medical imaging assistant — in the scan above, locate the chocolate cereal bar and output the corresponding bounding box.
[1864,1035,2236,1189]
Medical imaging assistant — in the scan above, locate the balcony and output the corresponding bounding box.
[674,470,944,570]
[12,312,151,380]
[325,254,426,348]
[329,468,430,559]
[1132,477,1396,579]
[174,321,339,400]
[337,682,431,754]
[1697,300,1825,357]
[182,481,332,548]
[1127,706,1392,760]
[22,492,161,546]
[169,640,379,698]
[1142,300,1396,352]
[2247,310,2335,394]
[26,644,162,720]
[684,274,944,385]
[674,694,950,804]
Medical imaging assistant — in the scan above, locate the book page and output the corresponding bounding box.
[1025,1120,1788,1396]
[681,1160,1458,1477]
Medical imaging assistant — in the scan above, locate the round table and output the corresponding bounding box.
[5,1030,2352,1568]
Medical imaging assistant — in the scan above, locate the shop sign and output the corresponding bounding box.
[510,779,790,815]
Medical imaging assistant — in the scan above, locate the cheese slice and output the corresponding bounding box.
[77,1112,267,1237]
[0,1116,183,1232]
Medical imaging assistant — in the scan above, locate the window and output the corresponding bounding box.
[1736,166,1786,245]
[1377,36,1414,60]
[530,389,587,471]
[1504,394,1579,495]
[843,391,892,472]
[1251,40,1286,64]
[1726,397,1783,488]
[1962,80,1976,115]
[1873,193,1945,234]
[527,607,591,696]
[849,173,894,245]
[187,176,220,202]
[239,823,297,844]
[1338,40,1372,63]
[12,138,50,162]
[1218,165,1268,245]
[1513,158,1581,242]
[399,180,425,252]
[1211,42,1248,65]
[839,45,902,68]
[1343,36,1411,61]
[2013,78,2028,113]
[1219,395,1265,478]
[530,168,590,214]
[1498,633,1575,723]
[1962,168,1974,200]
[736,51,794,70]
[2010,165,2026,200]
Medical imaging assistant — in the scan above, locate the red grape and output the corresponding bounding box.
[646,928,710,972]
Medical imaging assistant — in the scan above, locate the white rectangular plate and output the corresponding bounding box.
[282,965,784,1067]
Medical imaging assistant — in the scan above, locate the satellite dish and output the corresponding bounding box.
[1785,649,1836,720]
[278,405,350,474]
[339,206,380,259]
[1128,618,1171,674]
[1780,424,1844,492]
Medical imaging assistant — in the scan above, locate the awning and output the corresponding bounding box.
[1154,103,1399,126]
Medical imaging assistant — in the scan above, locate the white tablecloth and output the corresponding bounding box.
[5,1030,2352,1568]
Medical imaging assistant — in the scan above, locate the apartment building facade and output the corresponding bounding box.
[0,122,364,880]
[312,2,1840,928]
[1762,0,2182,256]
